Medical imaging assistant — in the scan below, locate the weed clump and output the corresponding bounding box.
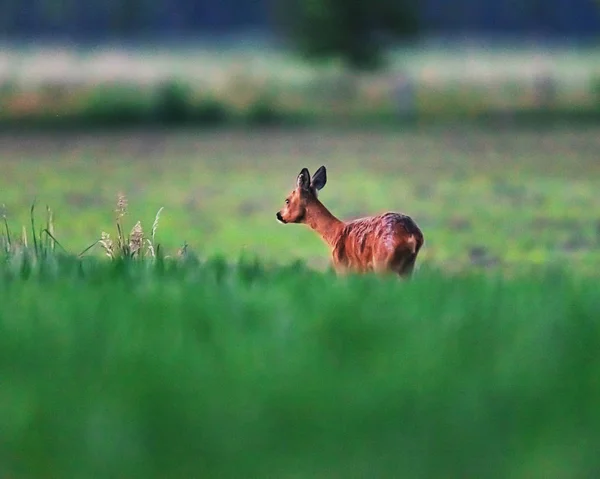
[90,193,164,260]
[0,194,198,280]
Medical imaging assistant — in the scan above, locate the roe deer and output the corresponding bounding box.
[275,166,424,278]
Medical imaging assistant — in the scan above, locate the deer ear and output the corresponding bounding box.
[297,168,311,190]
[311,165,327,191]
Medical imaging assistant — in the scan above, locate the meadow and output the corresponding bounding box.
[1,125,600,478]
[2,125,599,273]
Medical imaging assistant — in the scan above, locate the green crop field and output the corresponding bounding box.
[2,125,600,273]
[1,125,600,478]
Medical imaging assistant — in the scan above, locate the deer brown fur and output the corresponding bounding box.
[276,166,424,278]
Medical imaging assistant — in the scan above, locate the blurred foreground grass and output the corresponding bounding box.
[1,126,599,275]
[0,255,599,478]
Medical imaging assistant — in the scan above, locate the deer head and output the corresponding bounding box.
[276,166,327,224]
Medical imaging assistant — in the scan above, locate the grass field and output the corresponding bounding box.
[1,125,599,274]
[1,255,599,478]
[1,125,599,477]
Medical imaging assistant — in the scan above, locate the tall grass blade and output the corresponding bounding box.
[46,205,55,253]
[1,207,10,251]
[30,199,39,258]
[78,240,100,258]
[21,225,28,248]
[41,229,68,254]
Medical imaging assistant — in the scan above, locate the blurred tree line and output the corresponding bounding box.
[1,0,599,128]
[273,0,419,70]
[2,0,599,71]
[2,0,418,69]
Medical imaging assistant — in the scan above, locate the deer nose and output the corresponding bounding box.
[276,212,286,224]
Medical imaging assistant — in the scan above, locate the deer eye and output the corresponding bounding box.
[285,199,290,205]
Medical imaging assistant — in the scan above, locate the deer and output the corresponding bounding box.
[275,165,424,278]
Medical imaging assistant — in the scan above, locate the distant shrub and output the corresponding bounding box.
[190,97,231,125]
[243,93,284,126]
[153,80,193,124]
[81,83,152,126]
[152,80,229,125]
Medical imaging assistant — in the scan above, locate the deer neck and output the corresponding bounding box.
[305,199,344,249]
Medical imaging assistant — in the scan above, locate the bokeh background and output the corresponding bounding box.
[1,0,599,273]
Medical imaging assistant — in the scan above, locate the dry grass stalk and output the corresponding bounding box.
[146,238,156,258]
[115,192,128,254]
[21,225,28,248]
[89,193,166,260]
[146,206,164,258]
[151,207,163,244]
[2,193,173,262]
[116,192,128,218]
[99,232,114,258]
[129,221,144,256]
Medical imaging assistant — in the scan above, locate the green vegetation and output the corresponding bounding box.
[1,249,599,478]
[1,45,600,128]
[2,77,599,130]
[1,124,599,477]
[1,127,599,274]
[277,0,419,70]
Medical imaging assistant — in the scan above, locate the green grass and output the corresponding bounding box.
[1,126,599,275]
[1,123,599,477]
[0,254,599,478]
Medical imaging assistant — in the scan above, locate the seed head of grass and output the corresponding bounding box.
[144,207,165,258]
[114,193,128,254]
[116,192,128,218]
[129,221,144,257]
[151,207,164,245]
[99,232,114,258]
